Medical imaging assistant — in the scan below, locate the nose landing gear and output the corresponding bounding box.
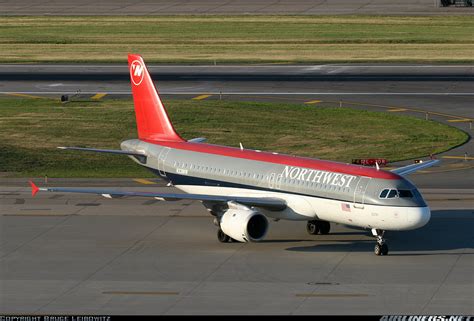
[372,228,389,256]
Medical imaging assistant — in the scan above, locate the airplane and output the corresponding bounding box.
[29,53,439,256]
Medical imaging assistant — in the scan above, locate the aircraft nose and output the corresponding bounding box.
[406,207,431,229]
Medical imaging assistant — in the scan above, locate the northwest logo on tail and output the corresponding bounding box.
[130,60,145,86]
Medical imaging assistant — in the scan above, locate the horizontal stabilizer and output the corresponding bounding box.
[58,146,147,163]
[28,182,287,211]
[391,159,440,176]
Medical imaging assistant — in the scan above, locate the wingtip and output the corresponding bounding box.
[29,180,39,197]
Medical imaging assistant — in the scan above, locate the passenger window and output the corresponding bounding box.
[399,190,413,198]
[387,189,398,198]
[379,189,389,198]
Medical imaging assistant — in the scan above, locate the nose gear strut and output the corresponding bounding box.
[372,228,389,256]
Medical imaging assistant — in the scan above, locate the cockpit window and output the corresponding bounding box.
[379,189,389,198]
[380,189,416,199]
[387,189,398,198]
[398,190,413,198]
[412,189,422,199]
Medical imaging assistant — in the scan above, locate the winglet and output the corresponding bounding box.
[29,180,39,197]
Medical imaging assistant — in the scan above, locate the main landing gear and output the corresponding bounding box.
[372,228,389,256]
[306,220,330,235]
[217,228,230,243]
[217,228,236,243]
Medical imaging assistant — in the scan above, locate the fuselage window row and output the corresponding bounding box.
[172,160,353,195]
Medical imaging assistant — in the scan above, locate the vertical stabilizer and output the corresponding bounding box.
[128,54,183,142]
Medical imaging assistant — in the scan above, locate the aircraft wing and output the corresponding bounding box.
[390,159,440,176]
[29,181,287,211]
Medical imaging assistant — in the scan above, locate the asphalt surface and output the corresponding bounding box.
[2,64,473,82]
[1,0,473,15]
[1,64,473,315]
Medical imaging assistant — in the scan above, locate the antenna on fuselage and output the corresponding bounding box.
[239,142,244,151]
[375,161,380,171]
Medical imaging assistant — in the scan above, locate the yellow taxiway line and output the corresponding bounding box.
[304,100,322,104]
[5,92,46,99]
[387,108,407,112]
[133,178,156,185]
[447,119,472,123]
[442,155,474,160]
[192,94,212,100]
[91,93,107,100]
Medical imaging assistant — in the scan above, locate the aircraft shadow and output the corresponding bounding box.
[285,210,474,255]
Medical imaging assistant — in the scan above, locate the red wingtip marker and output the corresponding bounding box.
[29,180,39,197]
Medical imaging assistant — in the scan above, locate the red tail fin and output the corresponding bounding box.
[128,54,183,142]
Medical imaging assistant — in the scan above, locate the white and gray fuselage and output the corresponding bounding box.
[122,139,431,232]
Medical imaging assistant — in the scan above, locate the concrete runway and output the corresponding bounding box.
[1,182,473,315]
[1,0,472,16]
[1,64,473,314]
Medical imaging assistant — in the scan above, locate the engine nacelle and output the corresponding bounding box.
[220,203,269,242]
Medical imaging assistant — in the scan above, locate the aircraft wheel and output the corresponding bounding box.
[319,221,331,235]
[381,243,389,255]
[306,221,319,235]
[374,243,382,256]
[217,228,230,243]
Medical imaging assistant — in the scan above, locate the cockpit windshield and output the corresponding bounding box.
[379,189,414,199]
[398,190,413,198]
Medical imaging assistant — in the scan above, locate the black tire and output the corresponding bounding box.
[217,229,230,243]
[374,243,382,256]
[381,243,389,255]
[306,221,319,235]
[319,221,331,235]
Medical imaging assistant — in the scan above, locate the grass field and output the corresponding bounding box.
[1,16,473,63]
[0,97,468,178]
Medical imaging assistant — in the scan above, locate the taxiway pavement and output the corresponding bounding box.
[2,0,472,16]
[1,182,473,314]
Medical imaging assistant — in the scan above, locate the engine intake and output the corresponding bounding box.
[220,202,268,242]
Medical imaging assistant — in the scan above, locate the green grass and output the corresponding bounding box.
[0,97,468,178]
[0,16,473,63]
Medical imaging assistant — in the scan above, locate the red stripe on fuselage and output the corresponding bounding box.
[144,139,400,180]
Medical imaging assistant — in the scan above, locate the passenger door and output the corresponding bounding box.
[353,177,371,208]
[157,147,171,177]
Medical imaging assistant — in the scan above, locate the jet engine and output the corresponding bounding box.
[220,202,269,242]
